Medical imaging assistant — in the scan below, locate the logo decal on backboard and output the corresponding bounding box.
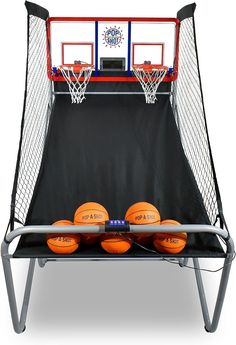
[102,26,124,48]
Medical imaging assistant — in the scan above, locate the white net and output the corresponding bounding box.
[59,64,93,104]
[133,65,167,104]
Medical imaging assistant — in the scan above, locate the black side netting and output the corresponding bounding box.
[11,11,51,226]
[172,16,219,225]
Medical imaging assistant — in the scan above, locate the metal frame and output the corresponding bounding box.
[1,241,36,334]
[193,252,234,332]
[52,91,172,95]
[1,224,234,333]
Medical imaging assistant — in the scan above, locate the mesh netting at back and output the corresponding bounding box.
[172,17,218,225]
[12,14,51,225]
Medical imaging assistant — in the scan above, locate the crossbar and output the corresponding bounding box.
[53,91,172,95]
[5,224,229,243]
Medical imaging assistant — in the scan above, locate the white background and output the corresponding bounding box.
[0,0,235,344]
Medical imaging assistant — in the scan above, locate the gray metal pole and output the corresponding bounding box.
[2,249,22,333]
[5,224,229,243]
[193,237,234,332]
[38,258,47,268]
[53,91,172,95]
[1,240,36,333]
[193,258,211,329]
[19,259,36,329]
[208,255,233,332]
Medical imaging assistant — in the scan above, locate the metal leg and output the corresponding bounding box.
[38,258,47,268]
[193,254,233,332]
[1,241,36,334]
[193,258,211,329]
[179,257,188,267]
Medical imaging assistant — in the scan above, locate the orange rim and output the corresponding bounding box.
[133,64,168,73]
[60,64,94,73]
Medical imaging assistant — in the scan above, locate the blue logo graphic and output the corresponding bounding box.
[102,26,124,48]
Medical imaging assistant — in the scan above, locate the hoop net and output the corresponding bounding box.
[58,64,93,104]
[132,64,168,104]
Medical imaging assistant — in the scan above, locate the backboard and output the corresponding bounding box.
[132,43,165,66]
[47,17,179,81]
[62,42,94,66]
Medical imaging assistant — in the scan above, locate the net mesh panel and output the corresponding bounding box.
[172,17,218,225]
[12,15,51,225]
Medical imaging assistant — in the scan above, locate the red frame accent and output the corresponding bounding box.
[132,43,165,67]
[47,17,180,82]
[61,42,94,66]
[48,17,179,23]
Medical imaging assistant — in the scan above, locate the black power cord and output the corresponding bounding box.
[117,233,235,273]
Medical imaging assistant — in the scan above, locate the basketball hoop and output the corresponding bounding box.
[132,64,168,104]
[58,63,94,104]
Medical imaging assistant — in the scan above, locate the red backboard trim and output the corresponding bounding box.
[51,75,176,82]
[48,17,179,24]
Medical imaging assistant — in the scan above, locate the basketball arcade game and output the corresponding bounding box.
[1,1,234,333]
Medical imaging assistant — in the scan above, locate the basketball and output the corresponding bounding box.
[161,219,180,226]
[132,233,152,246]
[125,202,161,224]
[53,220,73,226]
[47,219,80,242]
[100,234,132,254]
[47,236,80,254]
[74,202,109,224]
[47,219,80,254]
[125,202,161,246]
[153,219,187,254]
[80,234,100,246]
[74,202,109,246]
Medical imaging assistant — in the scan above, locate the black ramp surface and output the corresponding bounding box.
[26,92,209,225]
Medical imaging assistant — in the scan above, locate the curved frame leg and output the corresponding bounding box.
[38,258,47,268]
[193,252,233,332]
[1,241,36,333]
[179,257,189,267]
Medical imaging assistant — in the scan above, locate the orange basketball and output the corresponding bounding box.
[125,202,161,224]
[74,202,109,246]
[47,219,80,254]
[100,234,132,254]
[125,202,161,246]
[161,219,180,226]
[47,236,80,254]
[132,233,153,246]
[74,202,109,225]
[80,234,100,246]
[47,219,80,242]
[53,220,73,226]
[153,219,187,254]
